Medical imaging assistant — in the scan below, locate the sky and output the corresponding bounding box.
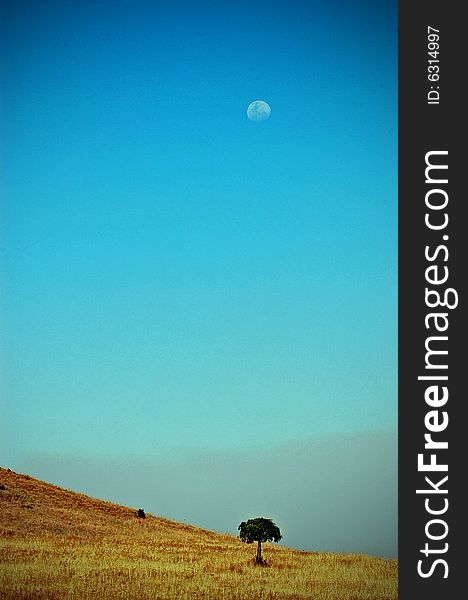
[1,0,397,556]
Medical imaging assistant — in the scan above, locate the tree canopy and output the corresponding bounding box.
[238,517,282,543]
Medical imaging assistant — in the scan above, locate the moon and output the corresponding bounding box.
[247,100,271,122]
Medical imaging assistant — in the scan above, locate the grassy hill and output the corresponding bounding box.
[0,467,397,599]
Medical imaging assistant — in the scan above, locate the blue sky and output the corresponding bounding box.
[1,0,397,554]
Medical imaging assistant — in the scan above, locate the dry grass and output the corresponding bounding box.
[0,467,397,599]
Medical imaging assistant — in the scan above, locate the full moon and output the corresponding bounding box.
[247,100,271,122]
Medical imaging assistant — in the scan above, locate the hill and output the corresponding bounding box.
[0,467,397,599]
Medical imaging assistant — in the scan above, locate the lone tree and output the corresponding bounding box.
[238,517,282,564]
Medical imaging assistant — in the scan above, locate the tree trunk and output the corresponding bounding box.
[255,540,262,564]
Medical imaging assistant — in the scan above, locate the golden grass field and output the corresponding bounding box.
[0,467,397,599]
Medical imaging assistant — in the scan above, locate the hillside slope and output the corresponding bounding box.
[0,467,397,599]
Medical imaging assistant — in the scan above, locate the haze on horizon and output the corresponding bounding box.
[1,0,397,556]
